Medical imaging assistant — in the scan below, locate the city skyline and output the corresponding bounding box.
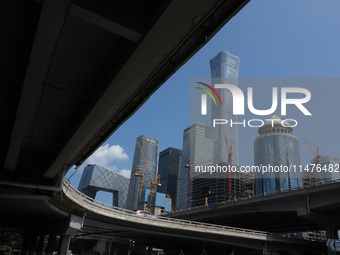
[65,0,340,205]
[4,1,340,253]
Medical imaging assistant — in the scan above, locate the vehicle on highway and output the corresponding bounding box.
[135,210,157,218]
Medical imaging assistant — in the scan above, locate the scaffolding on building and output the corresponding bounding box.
[191,167,254,207]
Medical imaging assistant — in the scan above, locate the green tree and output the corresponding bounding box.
[2,232,23,250]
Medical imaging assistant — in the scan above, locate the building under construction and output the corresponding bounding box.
[191,168,254,207]
[126,135,159,211]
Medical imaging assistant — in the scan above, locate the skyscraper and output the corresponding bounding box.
[177,51,240,210]
[158,147,182,208]
[126,135,159,211]
[176,123,214,210]
[78,164,129,208]
[210,51,240,166]
[176,127,190,210]
[254,114,302,194]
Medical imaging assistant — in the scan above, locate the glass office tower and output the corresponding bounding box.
[210,51,240,166]
[254,115,302,194]
[126,135,159,211]
[158,147,182,207]
[176,127,190,210]
[176,123,214,210]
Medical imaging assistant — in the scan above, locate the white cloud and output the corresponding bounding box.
[66,144,131,183]
[118,169,131,178]
[74,144,130,177]
[87,144,129,170]
[66,144,131,185]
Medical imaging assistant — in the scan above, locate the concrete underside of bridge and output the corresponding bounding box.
[1,0,249,186]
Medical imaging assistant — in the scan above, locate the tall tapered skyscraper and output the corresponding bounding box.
[126,135,159,211]
[210,51,240,166]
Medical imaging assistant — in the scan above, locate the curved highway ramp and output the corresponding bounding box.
[55,180,325,254]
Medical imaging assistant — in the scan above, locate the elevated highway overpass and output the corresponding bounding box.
[61,180,325,253]
[0,179,327,254]
[168,181,340,234]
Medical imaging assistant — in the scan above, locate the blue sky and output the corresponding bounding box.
[66,0,340,204]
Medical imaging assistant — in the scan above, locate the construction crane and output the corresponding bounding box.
[135,166,144,210]
[224,135,233,201]
[304,140,322,183]
[137,140,161,214]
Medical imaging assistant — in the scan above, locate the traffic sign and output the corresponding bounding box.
[327,239,340,252]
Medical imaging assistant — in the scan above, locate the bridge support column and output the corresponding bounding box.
[262,242,267,255]
[95,240,106,255]
[59,234,71,255]
[58,214,84,255]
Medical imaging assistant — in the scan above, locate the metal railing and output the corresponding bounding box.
[170,178,340,214]
[62,179,329,243]
[62,179,272,239]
